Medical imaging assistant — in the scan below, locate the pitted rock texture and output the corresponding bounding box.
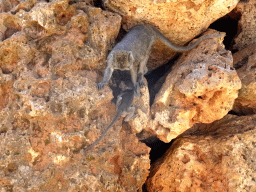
[0,2,150,191]
[146,114,256,192]
[232,0,256,51]
[104,0,239,70]
[0,2,121,72]
[149,30,241,143]
[232,42,256,115]
[0,0,20,12]
[128,77,150,133]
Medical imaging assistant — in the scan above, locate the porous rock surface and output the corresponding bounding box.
[0,0,121,72]
[0,1,150,191]
[232,42,256,115]
[232,0,256,51]
[104,0,239,70]
[0,0,253,191]
[146,114,256,192]
[128,77,150,134]
[149,30,241,143]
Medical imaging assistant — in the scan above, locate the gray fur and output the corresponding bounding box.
[97,24,224,89]
[84,87,136,151]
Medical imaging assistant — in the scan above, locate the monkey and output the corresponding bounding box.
[88,25,223,150]
[97,24,224,89]
[84,85,136,151]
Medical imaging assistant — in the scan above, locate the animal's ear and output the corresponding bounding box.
[128,51,134,63]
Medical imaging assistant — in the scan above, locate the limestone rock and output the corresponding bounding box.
[103,0,239,70]
[81,6,122,71]
[0,31,34,74]
[129,77,150,133]
[0,2,121,71]
[11,0,37,14]
[1,71,150,191]
[232,42,256,115]
[0,0,20,12]
[19,0,76,35]
[149,30,241,142]
[0,1,150,191]
[0,13,22,41]
[232,0,256,51]
[146,114,256,191]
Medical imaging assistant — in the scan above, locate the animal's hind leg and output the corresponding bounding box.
[137,55,149,87]
[134,83,140,98]
[123,107,135,122]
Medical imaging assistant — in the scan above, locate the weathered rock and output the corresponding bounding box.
[0,1,150,191]
[78,6,122,71]
[149,30,241,143]
[232,42,256,115]
[0,0,20,13]
[0,31,35,74]
[0,2,121,71]
[146,114,256,192]
[0,72,13,112]
[129,77,150,133]
[1,70,150,191]
[19,0,76,35]
[11,0,37,14]
[103,0,239,70]
[232,0,256,51]
[0,13,22,41]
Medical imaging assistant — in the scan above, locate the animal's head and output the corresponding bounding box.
[108,51,134,70]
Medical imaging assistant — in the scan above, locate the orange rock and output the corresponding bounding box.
[0,2,149,191]
[149,30,241,142]
[146,114,256,192]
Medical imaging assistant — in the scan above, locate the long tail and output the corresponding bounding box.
[150,25,224,52]
[84,112,122,151]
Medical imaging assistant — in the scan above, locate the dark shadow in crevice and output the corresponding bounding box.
[210,8,242,53]
[142,184,148,192]
[228,109,256,116]
[93,0,104,9]
[145,55,180,106]
[141,136,176,192]
[228,110,241,116]
[115,26,127,42]
[143,135,175,164]
[69,0,93,6]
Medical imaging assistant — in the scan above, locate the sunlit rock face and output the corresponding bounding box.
[149,30,241,142]
[0,2,150,191]
[146,114,256,192]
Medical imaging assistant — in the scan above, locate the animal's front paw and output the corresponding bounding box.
[97,82,106,90]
